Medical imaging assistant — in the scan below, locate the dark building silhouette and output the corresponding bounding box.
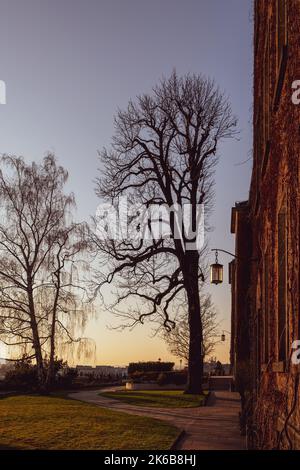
[231,0,300,449]
[230,201,251,377]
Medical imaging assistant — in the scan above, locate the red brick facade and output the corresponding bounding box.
[232,0,300,449]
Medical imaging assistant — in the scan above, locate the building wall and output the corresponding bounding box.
[249,0,300,449]
[76,365,128,377]
[230,202,252,376]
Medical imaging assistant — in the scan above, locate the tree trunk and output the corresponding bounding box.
[45,323,56,390]
[183,252,203,394]
[27,279,45,392]
[45,286,59,389]
[30,318,45,392]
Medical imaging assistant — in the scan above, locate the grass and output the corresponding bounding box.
[100,389,207,408]
[0,395,179,450]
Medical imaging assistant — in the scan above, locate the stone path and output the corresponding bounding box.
[69,388,245,450]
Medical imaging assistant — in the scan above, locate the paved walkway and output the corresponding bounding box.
[69,388,245,450]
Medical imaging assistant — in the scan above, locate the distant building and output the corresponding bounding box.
[95,365,127,376]
[76,365,128,378]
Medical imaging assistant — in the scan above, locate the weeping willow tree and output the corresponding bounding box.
[0,154,93,391]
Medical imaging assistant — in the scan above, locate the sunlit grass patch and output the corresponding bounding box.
[0,395,179,450]
[100,389,207,408]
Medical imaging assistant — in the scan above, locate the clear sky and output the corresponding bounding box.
[0,0,253,366]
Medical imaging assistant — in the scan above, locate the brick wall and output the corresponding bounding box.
[233,0,300,449]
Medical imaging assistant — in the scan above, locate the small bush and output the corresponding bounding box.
[130,371,160,383]
[157,371,187,386]
[4,359,38,391]
[128,361,174,376]
[56,368,78,388]
[3,358,72,391]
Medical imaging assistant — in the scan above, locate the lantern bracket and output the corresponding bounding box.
[211,248,257,262]
[211,248,237,259]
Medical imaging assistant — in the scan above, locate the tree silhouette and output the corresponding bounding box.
[0,155,90,391]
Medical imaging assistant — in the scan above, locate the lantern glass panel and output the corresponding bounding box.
[210,263,223,284]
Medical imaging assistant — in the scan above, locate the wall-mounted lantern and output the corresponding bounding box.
[210,250,224,285]
[221,330,231,342]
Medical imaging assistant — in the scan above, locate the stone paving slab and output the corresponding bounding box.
[69,388,245,450]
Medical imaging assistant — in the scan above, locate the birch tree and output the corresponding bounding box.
[0,155,90,391]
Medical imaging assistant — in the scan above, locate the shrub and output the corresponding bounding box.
[56,368,78,388]
[128,361,174,376]
[157,371,187,386]
[140,371,161,382]
[129,371,160,382]
[3,357,68,391]
[4,359,38,391]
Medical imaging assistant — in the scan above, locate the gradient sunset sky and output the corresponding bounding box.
[0,0,253,366]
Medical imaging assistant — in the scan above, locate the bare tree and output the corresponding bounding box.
[0,154,90,391]
[162,292,220,363]
[93,71,237,393]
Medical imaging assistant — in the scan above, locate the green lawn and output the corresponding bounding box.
[100,389,207,408]
[0,395,179,450]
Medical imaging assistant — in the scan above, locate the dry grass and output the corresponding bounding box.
[0,395,179,450]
